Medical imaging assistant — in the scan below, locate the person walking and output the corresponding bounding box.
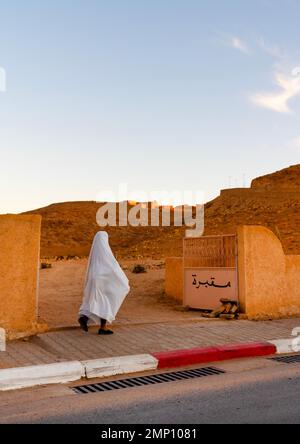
[78,231,130,335]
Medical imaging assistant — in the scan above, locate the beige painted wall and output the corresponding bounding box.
[0,215,44,339]
[238,225,300,319]
[166,226,300,320]
[165,257,183,302]
[165,257,209,303]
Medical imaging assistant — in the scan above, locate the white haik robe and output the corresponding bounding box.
[79,232,130,324]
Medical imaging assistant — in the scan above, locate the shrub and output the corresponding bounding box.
[132,264,146,274]
[41,263,52,269]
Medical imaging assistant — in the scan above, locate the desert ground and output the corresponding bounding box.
[38,258,204,330]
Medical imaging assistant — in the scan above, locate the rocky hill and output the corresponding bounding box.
[24,201,186,259]
[24,164,300,258]
[251,164,300,190]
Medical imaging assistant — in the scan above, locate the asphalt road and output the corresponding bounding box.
[1,356,300,424]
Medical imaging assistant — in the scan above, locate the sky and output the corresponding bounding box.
[0,0,300,212]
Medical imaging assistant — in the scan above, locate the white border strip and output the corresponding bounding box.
[0,355,158,392]
[83,354,158,379]
[0,361,85,391]
[269,339,296,355]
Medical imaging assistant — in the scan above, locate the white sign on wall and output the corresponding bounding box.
[184,268,238,310]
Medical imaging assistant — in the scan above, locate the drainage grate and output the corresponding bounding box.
[73,366,226,395]
[269,354,300,364]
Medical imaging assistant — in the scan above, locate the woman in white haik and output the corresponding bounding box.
[78,231,130,335]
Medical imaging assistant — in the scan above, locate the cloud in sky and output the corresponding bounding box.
[250,71,300,113]
[218,32,250,55]
[229,36,250,55]
[249,36,300,113]
[220,32,300,113]
[257,36,285,59]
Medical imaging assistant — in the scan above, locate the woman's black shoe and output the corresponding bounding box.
[98,329,114,335]
[78,316,89,332]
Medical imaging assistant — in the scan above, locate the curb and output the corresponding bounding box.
[152,342,276,369]
[0,339,296,392]
[83,355,158,379]
[269,339,297,354]
[0,361,85,392]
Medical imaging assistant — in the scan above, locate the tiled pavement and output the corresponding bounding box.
[1,317,300,369]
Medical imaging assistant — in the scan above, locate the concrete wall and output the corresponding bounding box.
[165,226,300,320]
[0,215,44,339]
[165,257,208,303]
[237,225,300,319]
[165,258,183,302]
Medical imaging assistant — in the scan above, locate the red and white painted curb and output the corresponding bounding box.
[152,342,277,370]
[0,339,297,391]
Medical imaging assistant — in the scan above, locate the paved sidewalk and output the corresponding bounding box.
[1,317,300,370]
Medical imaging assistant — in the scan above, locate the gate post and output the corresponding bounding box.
[183,234,239,310]
[0,215,43,339]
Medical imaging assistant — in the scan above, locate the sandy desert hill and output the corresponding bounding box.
[25,201,186,259]
[203,165,300,255]
[25,164,300,258]
[252,164,300,190]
